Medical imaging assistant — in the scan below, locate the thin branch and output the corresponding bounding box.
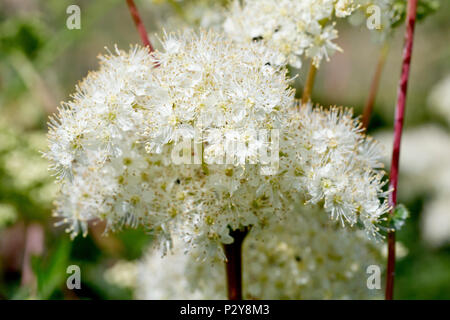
[386,0,418,300]
[362,42,389,129]
[301,61,317,105]
[125,0,154,51]
[224,227,249,300]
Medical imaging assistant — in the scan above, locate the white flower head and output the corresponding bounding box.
[45,45,181,238]
[45,31,296,253]
[280,104,390,239]
[141,30,295,161]
[136,204,383,299]
[223,0,358,68]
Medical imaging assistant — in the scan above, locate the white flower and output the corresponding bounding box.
[136,204,383,299]
[45,31,388,259]
[280,104,390,239]
[375,125,450,248]
[375,125,450,200]
[428,74,450,126]
[45,45,181,239]
[223,0,357,68]
[349,0,399,37]
[45,32,296,251]
[104,260,138,289]
[141,30,294,161]
[422,195,450,248]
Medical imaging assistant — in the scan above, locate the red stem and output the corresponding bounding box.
[223,228,248,300]
[125,0,154,52]
[385,0,418,300]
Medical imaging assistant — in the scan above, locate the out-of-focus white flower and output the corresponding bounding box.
[422,195,450,247]
[136,204,384,300]
[375,125,450,199]
[136,237,222,299]
[104,260,138,289]
[375,125,450,248]
[349,0,399,38]
[428,74,450,126]
[146,0,226,32]
[223,0,357,69]
[0,204,17,229]
[381,241,409,259]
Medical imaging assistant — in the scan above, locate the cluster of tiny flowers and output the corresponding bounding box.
[349,0,399,37]
[136,203,383,299]
[146,0,226,32]
[139,31,295,257]
[46,30,389,259]
[163,104,390,258]
[45,45,179,238]
[45,31,296,254]
[280,104,390,239]
[223,0,357,69]
[141,31,294,159]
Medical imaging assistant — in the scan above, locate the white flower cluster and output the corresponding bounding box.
[136,203,383,300]
[146,0,226,32]
[46,30,389,259]
[223,0,358,69]
[141,31,294,158]
[281,105,390,239]
[45,45,178,238]
[45,32,295,252]
[349,0,399,37]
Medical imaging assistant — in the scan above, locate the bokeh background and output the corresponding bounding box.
[0,0,449,299]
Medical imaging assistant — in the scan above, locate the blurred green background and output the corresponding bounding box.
[0,0,449,299]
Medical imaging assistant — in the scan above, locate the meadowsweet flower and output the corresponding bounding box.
[45,29,388,259]
[375,125,450,199]
[0,204,17,229]
[104,260,139,289]
[223,0,357,68]
[349,0,399,36]
[428,74,450,126]
[375,125,450,248]
[147,0,226,32]
[45,45,180,238]
[280,104,390,239]
[45,31,295,251]
[136,204,383,299]
[141,31,294,159]
[422,195,450,248]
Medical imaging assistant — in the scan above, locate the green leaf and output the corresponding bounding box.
[390,204,410,231]
[31,239,72,299]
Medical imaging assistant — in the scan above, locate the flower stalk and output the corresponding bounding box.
[301,61,317,105]
[125,0,154,52]
[362,42,389,129]
[224,227,249,300]
[386,0,418,300]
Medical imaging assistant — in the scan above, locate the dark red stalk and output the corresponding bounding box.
[386,0,418,300]
[223,228,248,300]
[125,0,154,52]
